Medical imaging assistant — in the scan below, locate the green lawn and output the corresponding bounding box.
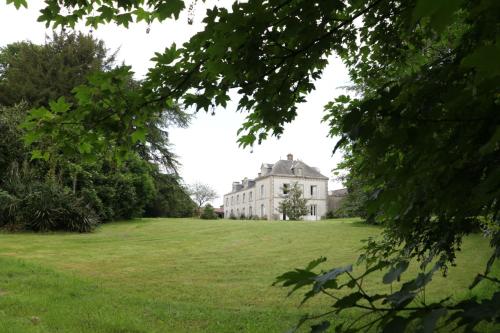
[0,218,496,332]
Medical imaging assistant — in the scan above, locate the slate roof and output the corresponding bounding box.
[260,159,328,179]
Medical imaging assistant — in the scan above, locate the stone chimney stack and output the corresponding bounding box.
[287,153,293,161]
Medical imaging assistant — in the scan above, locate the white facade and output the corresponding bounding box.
[223,154,328,220]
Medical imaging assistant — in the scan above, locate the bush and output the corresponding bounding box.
[200,204,218,220]
[0,170,98,233]
[0,190,21,229]
[229,212,237,220]
[239,213,246,220]
[22,182,97,232]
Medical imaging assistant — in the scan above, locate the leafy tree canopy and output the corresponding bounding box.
[0,32,115,107]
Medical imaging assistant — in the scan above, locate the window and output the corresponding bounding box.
[283,183,290,195]
[249,206,253,216]
[260,185,264,198]
[225,210,228,217]
[310,204,317,216]
[261,204,265,217]
[249,191,252,201]
[242,207,245,217]
[226,198,229,206]
[237,208,240,216]
[243,193,246,203]
[231,196,234,205]
[237,195,240,204]
[310,185,317,197]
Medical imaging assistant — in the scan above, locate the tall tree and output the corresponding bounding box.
[0,32,115,107]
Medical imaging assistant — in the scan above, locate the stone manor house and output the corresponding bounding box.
[223,154,329,220]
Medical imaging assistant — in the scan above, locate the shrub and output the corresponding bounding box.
[239,213,246,220]
[0,172,98,233]
[200,204,218,220]
[22,182,98,232]
[0,190,21,229]
[229,212,237,220]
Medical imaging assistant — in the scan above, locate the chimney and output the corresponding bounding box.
[287,153,293,161]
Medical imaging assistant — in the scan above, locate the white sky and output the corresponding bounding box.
[0,1,351,206]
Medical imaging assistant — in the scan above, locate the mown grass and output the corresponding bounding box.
[0,218,496,332]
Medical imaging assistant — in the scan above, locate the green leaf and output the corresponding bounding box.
[6,0,27,9]
[313,265,352,293]
[333,292,364,309]
[28,107,51,120]
[78,142,92,154]
[383,261,409,284]
[23,131,40,145]
[155,0,185,21]
[305,257,327,271]
[310,321,330,333]
[49,97,71,114]
[31,149,50,161]
[382,316,410,333]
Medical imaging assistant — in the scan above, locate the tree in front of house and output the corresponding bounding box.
[188,182,218,212]
[200,204,218,220]
[278,183,308,221]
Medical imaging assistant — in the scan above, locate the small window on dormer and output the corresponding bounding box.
[296,168,303,176]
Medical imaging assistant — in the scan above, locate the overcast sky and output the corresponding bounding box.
[0,1,351,206]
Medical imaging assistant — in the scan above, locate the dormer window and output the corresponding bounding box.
[296,168,303,176]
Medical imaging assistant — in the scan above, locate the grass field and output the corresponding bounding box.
[0,218,496,332]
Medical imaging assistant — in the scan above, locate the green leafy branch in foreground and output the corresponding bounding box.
[274,235,500,333]
[19,65,185,166]
[7,0,187,28]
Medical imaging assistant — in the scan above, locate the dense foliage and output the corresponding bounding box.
[0,32,194,231]
[144,172,196,218]
[200,204,218,220]
[0,32,114,107]
[0,162,97,232]
[5,0,499,331]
